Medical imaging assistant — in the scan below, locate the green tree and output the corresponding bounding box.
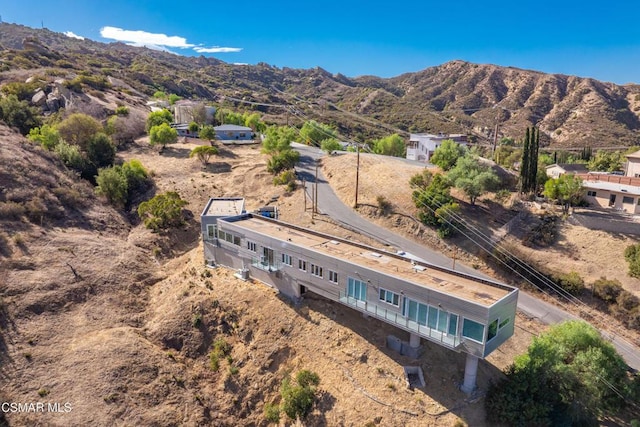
[543,174,584,214]
[137,191,188,231]
[412,173,453,228]
[409,169,434,191]
[320,138,342,155]
[96,166,128,208]
[145,109,173,132]
[149,122,178,151]
[0,94,41,135]
[190,145,219,167]
[262,126,297,154]
[87,133,116,169]
[588,150,625,173]
[486,320,632,426]
[199,125,216,142]
[267,150,300,174]
[430,139,466,171]
[244,112,265,133]
[27,124,61,150]
[56,113,102,150]
[121,159,151,196]
[447,155,500,205]
[188,121,199,133]
[372,134,405,157]
[520,127,540,193]
[299,120,336,146]
[168,94,182,105]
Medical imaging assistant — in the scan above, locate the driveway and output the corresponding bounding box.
[293,143,640,370]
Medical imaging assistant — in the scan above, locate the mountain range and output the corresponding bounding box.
[1,22,639,149]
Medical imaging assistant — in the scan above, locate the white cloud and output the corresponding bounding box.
[194,46,243,53]
[99,26,243,55]
[64,31,84,40]
[100,26,193,48]
[233,63,249,66]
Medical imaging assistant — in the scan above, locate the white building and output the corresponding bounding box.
[406,133,468,163]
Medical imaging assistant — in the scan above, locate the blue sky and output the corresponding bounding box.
[2,1,639,84]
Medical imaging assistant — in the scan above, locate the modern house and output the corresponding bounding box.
[406,133,468,163]
[625,149,640,178]
[214,124,254,142]
[201,198,519,393]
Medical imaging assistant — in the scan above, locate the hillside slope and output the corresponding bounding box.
[1,23,640,148]
[0,127,550,426]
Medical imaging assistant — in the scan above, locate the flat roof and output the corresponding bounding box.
[584,181,640,196]
[223,215,514,307]
[202,198,245,217]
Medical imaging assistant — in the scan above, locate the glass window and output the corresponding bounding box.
[417,304,427,326]
[487,319,499,341]
[462,318,485,343]
[233,236,241,246]
[499,317,510,329]
[448,314,458,335]
[378,288,399,306]
[623,196,634,204]
[247,241,256,252]
[281,253,292,266]
[298,259,307,271]
[437,310,448,333]
[311,264,323,278]
[207,225,216,239]
[328,270,338,283]
[427,306,438,329]
[347,277,367,301]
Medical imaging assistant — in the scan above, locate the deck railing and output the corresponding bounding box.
[338,291,461,349]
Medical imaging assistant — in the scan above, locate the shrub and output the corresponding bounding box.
[555,271,585,296]
[209,338,232,372]
[54,141,86,173]
[376,195,392,216]
[96,167,128,208]
[149,123,178,150]
[592,277,623,303]
[267,150,300,174]
[189,145,219,167]
[624,243,640,278]
[280,377,317,421]
[27,124,61,150]
[296,370,320,388]
[0,201,26,220]
[87,133,116,169]
[145,109,173,132]
[114,106,129,116]
[264,402,280,423]
[0,94,41,135]
[320,138,342,154]
[273,170,296,188]
[137,192,187,231]
[56,113,102,150]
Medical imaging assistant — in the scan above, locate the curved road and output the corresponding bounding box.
[293,143,640,370]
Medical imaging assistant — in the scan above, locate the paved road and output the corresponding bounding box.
[293,144,640,370]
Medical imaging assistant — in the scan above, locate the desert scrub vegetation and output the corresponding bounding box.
[264,370,321,423]
[137,191,187,231]
[208,338,232,372]
[96,159,151,208]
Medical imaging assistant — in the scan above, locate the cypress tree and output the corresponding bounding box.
[520,127,530,193]
[528,127,539,193]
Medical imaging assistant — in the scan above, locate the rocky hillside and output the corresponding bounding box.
[1,23,640,148]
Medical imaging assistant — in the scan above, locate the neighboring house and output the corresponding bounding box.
[201,198,518,394]
[577,174,640,213]
[214,124,254,141]
[173,100,216,124]
[545,163,589,179]
[406,133,468,163]
[172,123,198,139]
[625,149,640,178]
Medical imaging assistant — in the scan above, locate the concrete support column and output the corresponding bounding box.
[409,333,421,348]
[461,353,479,394]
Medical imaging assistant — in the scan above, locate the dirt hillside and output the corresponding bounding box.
[3,130,632,426]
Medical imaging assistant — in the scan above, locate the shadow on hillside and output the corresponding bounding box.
[207,162,232,174]
[293,292,504,425]
[0,299,16,379]
[160,146,191,159]
[215,147,239,159]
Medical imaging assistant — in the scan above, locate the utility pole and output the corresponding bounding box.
[354,143,360,208]
[314,163,319,214]
[491,119,499,160]
[302,178,306,212]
